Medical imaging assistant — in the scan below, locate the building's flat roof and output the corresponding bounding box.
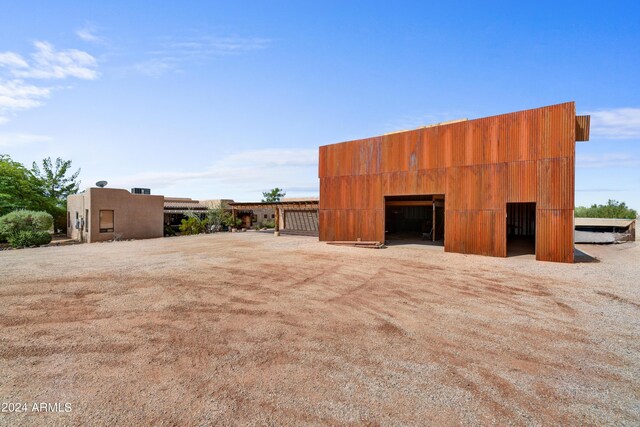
[574,218,635,227]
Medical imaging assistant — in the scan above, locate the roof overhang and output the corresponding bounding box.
[229,201,319,210]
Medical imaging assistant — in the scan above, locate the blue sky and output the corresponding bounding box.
[1,1,639,209]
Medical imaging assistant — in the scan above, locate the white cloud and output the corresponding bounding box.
[134,35,271,77]
[585,108,640,139]
[0,132,52,147]
[9,41,99,80]
[576,152,640,168]
[0,52,29,69]
[109,148,319,199]
[0,79,52,123]
[0,40,98,123]
[132,58,178,78]
[76,25,103,44]
[163,36,271,55]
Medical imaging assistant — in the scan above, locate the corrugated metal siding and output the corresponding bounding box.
[507,161,537,202]
[445,210,506,257]
[537,157,575,209]
[575,115,590,141]
[536,209,574,263]
[319,102,578,263]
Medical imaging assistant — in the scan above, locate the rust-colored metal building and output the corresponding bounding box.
[318,102,590,263]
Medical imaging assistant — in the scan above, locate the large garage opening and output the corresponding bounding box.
[384,195,445,245]
[506,202,536,256]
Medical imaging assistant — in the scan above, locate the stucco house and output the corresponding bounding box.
[67,187,164,243]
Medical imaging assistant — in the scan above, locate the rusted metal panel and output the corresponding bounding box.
[507,161,537,202]
[536,209,574,263]
[416,168,446,195]
[380,130,421,174]
[540,102,575,159]
[506,109,537,162]
[319,102,578,263]
[537,157,574,209]
[576,115,590,141]
[487,116,505,164]
[445,164,506,210]
[368,175,383,210]
[319,145,327,178]
[421,126,444,170]
[445,210,506,257]
[383,172,420,196]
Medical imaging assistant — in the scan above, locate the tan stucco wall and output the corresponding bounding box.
[67,188,164,243]
[253,208,276,226]
[67,191,90,242]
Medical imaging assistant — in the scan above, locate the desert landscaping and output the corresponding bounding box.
[0,233,638,425]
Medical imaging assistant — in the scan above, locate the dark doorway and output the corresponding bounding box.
[506,202,536,256]
[384,195,445,245]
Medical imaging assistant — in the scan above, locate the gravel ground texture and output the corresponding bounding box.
[0,232,638,426]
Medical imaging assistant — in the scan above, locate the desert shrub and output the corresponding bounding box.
[7,230,52,248]
[262,220,275,229]
[164,225,176,236]
[179,216,207,235]
[0,210,53,241]
[223,216,242,229]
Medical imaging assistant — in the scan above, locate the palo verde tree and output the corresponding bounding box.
[31,157,81,231]
[261,187,286,203]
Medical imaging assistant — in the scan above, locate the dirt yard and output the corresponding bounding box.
[0,232,638,426]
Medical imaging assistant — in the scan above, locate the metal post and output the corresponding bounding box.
[433,201,436,241]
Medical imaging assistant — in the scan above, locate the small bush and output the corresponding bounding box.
[0,210,54,241]
[262,220,275,229]
[7,230,52,248]
[179,216,207,235]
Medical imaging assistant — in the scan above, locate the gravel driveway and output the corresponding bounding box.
[1,232,638,426]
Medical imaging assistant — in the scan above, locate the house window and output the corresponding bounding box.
[67,212,71,229]
[271,214,275,219]
[99,210,114,232]
[264,214,267,219]
[85,209,89,232]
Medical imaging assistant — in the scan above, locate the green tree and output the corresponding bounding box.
[31,157,81,232]
[0,155,51,216]
[575,200,637,219]
[261,187,286,203]
[31,157,81,203]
